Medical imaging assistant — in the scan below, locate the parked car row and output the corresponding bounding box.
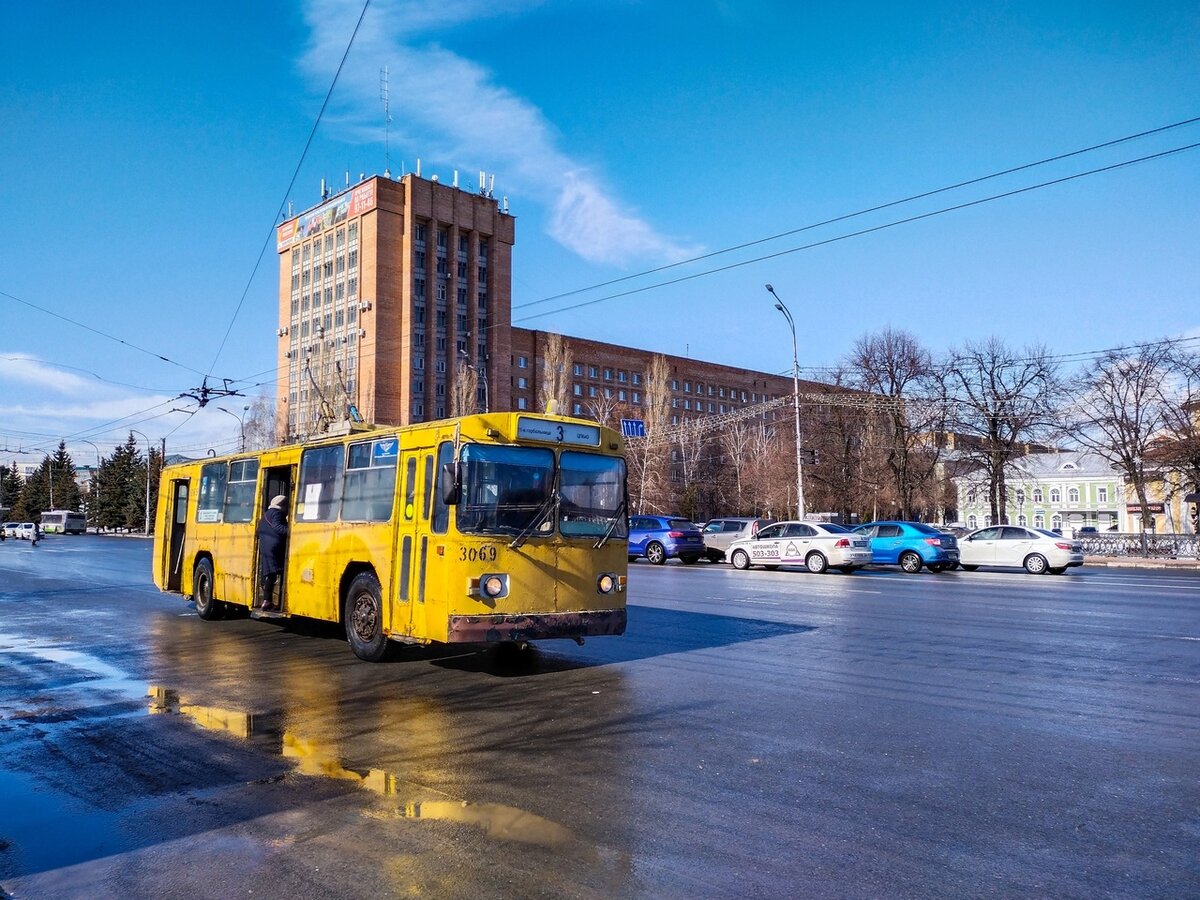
[2,522,41,541]
[629,516,1085,575]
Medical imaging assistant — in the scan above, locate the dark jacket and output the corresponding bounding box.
[257,507,288,574]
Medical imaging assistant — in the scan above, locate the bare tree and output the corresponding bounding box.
[625,354,673,513]
[452,358,480,416]
[718,420,756,513]
[1066,339,1183,533]
[243,394,277,450]
[946,338,1063,525]
[844,329,948,520]
[538,333,573,416]
[1157,345,1200,532]
[674,419,712,521]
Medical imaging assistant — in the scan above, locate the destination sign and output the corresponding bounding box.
[516,417,601,447]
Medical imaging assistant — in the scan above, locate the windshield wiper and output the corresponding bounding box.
[594,499,628,549]
[509,492,558,549]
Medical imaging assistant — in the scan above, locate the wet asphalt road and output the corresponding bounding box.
[1,536,1198,899]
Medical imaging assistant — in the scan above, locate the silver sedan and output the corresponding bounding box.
[727,521,872,574]
[958,525,1085,574]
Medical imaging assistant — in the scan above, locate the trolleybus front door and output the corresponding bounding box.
[165,479,189,593]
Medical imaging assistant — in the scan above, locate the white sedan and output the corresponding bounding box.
[958,525,1084,574]
[727,520,872,574]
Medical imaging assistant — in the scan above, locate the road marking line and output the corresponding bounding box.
[1150,635,1200,641]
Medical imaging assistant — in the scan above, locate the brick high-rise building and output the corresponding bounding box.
[276,173,514,440]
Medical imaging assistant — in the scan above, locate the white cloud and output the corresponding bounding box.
[299,0,701,266]
[0,354,108,396]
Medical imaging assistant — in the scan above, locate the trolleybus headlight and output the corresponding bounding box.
[598,573,624,594]
[468,573,509,600]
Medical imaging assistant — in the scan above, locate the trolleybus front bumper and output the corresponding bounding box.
[447,609,627,643]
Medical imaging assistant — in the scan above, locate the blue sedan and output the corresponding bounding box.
[853,521,960,574]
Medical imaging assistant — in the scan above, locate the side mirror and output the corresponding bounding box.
[439,461,461,505]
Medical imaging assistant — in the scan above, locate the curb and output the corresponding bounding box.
[1087,557,1200,570]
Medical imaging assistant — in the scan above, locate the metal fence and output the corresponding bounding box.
[1078,532,1200,559]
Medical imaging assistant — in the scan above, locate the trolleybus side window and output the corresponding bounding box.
[297,445,343,522]
[342,437,399,522]
[422,455,434,520]
[223,459,259,523]
[432,441,454,534]
[197,462,227,523]
[403,457,417,520]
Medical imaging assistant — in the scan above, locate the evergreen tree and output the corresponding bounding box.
[0,464,22,515]
[15,459,51,520]
[94,435,140,532]
[49,442,84,511]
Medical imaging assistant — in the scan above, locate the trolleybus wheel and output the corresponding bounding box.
[345,572,388,662]
[193,559,222,621]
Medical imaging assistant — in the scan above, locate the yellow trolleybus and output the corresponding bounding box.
[152,412,628,661]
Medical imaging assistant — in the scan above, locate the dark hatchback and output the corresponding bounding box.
[853,520,960,573]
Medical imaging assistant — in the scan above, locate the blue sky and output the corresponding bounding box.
[2,0,1197,464]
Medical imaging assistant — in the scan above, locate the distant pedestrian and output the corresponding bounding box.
[256,494,288,610]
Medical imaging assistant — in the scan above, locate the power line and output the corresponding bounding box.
[514,141,1200,324]
[0,290,207,377]
[204,0,374,378]
[513,115,1200,312]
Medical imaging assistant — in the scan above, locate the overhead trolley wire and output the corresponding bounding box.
[204,0,374,379]
[512,115,1200,313]
[514,141,1200,324]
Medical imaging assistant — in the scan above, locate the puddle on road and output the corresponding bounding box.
[147,686,575,847]
[2,629,576,873]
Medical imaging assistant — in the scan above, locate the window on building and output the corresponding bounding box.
[517,397,527,410]
[573,364,583,376]
[1033,488,1043,503]
[1068,488,1080,503]
[589,366,599,378]
[518,356,528,368]
[1098,487,1108,503]
[1050,489,1061,503]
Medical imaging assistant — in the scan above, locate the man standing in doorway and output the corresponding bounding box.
[257,494,288,611]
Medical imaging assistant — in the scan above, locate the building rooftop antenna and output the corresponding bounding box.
[380,66,392,178]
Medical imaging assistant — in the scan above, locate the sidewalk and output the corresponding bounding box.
[1087,556,1200,570]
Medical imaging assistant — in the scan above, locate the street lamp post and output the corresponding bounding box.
[765,284,806,520]
[80,439,101,528]
[130,430,153,537]
[217,405,250,452]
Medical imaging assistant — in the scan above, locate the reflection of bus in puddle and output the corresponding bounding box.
[147,685,571,847]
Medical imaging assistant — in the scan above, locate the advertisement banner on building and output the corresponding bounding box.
[277,182,377,251]
[1126,502,1165,513]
